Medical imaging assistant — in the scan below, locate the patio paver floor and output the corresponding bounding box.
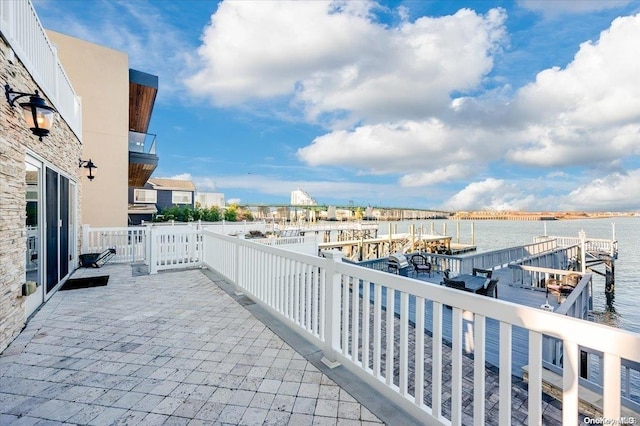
[0,264,385,425]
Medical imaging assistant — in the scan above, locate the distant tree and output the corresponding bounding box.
[236,206,254,221]
[224,204,238,221]
[156,205,194,222]
[203,206,222,222]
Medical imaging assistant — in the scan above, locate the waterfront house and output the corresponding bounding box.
[0,1,160,351]
[128,178,196,224]
[0,1,83,348]
[2,3,639,425]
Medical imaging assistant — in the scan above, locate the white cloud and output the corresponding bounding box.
[297,119,497,175]
[165,173,193,181]
[561,169,640,211]
[298,13,640,184]
[187,2,506,126]
[442,170,640,212]
[399,165,474,187]
[444,178,537,211]
[505,14,640,167]
[194,173,399,201]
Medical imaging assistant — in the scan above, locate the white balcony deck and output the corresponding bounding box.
[70,224,640,424]
[0,264,388,425]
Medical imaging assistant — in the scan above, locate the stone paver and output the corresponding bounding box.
[0,264,383,425]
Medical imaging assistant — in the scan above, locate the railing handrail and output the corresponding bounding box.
[509,263,585,276]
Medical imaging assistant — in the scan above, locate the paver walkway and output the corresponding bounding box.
[0,264,384,425]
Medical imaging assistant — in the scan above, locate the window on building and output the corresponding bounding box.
[134,189,157,203]
[172,191,192,204]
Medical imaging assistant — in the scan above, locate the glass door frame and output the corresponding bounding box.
[25,150,78,305]
[24,154,44,318]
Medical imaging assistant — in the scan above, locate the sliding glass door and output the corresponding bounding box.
[25,155,76,317]
[45,167,73,295]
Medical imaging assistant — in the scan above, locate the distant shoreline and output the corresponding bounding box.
[451,212,637,221]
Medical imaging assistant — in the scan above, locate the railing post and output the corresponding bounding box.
[82,224,90,253]
[321,250,343,369]
[234,233,244,287]
[579,230,587,273]
[148,226,158,274]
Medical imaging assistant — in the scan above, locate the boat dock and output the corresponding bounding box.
[318,234,476,261]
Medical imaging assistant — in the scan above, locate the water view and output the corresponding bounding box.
[379,216,640,334]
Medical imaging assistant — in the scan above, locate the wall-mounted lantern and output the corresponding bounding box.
[5,84,56,141]
[79,159,97,181]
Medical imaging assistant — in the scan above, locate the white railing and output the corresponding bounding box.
[0,0,82,139]
[202,230,640,425]
[509,263,584,290]
[201,220,268,236]
[270,222,380,234]
[535,235,618,258]
[82,225,147,263]
[411,239,559,276]
[147,226,202,274]
[459,239,558,271]
[251,235,319,256]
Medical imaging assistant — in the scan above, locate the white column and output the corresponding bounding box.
[321,250,343,368]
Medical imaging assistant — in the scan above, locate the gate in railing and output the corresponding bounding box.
[82,225,147,263]
[82,224,203,273]
[147,226,203,274]
[202,230,640,425]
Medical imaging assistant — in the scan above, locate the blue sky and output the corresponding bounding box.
[34,0,640,211]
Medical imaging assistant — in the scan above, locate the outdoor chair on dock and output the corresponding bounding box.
[472,267,493,279]
[545,276,575,302]
[410,254,431,277]
[443,277,469,292]
[476,279,499,298]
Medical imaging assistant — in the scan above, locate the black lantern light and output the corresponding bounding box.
[79,159,97,181]
[5,84,56,141]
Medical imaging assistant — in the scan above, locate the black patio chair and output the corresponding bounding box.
[443,277,468,291]
[410,254,431,277]
[476,279,499,298]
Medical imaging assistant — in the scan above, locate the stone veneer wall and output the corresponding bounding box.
[0,35,82,353]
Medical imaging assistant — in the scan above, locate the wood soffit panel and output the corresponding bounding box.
[129,162,157,187]
[129,82,157,133]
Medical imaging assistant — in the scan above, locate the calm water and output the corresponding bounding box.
[378,217,640,334]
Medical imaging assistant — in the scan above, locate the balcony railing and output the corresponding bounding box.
[201,230,640,425]
[80,224,640,424]
[129,130,157,154]
[0,0,82,139]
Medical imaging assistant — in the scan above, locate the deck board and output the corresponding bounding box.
[366,268,563,377]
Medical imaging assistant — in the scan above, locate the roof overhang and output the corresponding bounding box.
[129,151,158,187]
[128,204,158,215]
[129,69,158,133]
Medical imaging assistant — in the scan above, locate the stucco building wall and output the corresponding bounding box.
[47,30,129,227]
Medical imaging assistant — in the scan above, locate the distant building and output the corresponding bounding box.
[128,178,196,224]
[196,192,225,209]
[291,188,317,206]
